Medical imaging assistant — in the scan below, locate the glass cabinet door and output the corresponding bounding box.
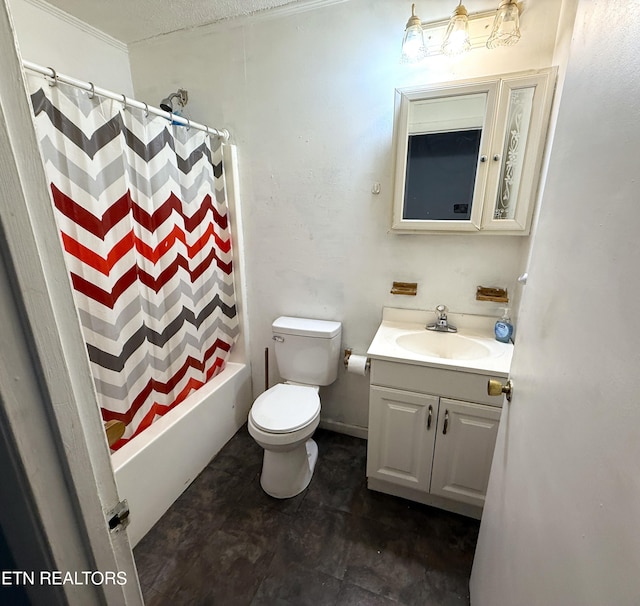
[481,72,556,232]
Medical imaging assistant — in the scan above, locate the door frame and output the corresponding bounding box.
[0,1,141,603]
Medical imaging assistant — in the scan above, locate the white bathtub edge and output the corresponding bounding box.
[112,362,252,547]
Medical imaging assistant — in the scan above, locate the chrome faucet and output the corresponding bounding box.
[426,305,457,333]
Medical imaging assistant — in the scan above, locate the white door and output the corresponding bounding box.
[470,2,640,605]
[430,399,500,508]
[0,1,141,603]
[367,386,438,491]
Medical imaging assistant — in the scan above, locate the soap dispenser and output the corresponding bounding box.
[494,307,513,343]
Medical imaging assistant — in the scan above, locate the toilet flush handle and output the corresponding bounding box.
[272,335,284,342]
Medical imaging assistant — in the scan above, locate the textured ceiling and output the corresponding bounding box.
[41,0,310,44]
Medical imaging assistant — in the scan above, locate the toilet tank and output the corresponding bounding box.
[272,317,342,386]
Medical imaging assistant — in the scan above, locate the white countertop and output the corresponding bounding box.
[366,308,513,377]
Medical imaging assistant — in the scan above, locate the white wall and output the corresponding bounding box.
[126,0,564,433]
[8,0,134,95]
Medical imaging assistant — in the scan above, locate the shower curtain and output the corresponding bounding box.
[28,78,238,450]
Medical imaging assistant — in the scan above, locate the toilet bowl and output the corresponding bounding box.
[248,383,320,498]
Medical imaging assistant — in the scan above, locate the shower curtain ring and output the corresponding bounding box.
[121,94,128,110]
[186,118,191,131]
[88,82,95,99]
[46,67,58,87]
[143,102,149,118]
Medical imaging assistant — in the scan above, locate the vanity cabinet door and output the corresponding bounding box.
[367,386,438,491]
[430,398,501,508]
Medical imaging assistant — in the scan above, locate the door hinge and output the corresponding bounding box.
[106,499,130,533]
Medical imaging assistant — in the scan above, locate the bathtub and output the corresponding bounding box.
[111,362,253,547]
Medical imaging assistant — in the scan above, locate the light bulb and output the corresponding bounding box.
[401,4,428,63]
[441,3,470,56]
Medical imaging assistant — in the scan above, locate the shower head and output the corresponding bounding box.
[160,89,188,113]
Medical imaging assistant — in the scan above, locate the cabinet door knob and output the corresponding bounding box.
[442,410,449,435]
[427,404,433,429]
[480,155,487,163]
[488,378,513,402]
[493,154,501,161]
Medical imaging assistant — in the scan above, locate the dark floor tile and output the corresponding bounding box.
[210,424,263,479]
[134,501,209,559]
[133,549,166,593]
[352,486,443,535]
[313,430,367,468]
[222,497,289,550]
[335,582,401,606]
[140,587,171,606]
[300,434,367,515]
[341,515,428,604]
[410,514,479,576]
[142,552,194,601]
[160,527,276,605]
[135,427,479,606]
[174,464,247,519]
[133,501,228,597]
[415,506,481,544]
[251,555,342,606]
[273,507,352,580]
[401,569,471,606]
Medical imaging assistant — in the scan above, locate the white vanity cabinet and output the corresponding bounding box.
[366,359,503,518]
[391,67,557,235]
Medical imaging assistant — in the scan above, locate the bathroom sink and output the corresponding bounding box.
[367,308,513,375]
[395,331,492,360]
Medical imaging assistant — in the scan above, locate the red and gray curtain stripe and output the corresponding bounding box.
[28,79,238,450]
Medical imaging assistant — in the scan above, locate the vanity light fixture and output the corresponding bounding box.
[486,0,521,48]
[401,3,428,63]
[399,1,524,61]
[441,1,471,56]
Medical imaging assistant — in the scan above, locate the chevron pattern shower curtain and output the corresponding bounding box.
[28,79,238,450]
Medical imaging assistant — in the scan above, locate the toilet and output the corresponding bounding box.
[248,316,342,498]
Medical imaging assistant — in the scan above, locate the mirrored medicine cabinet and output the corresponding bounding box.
[391,67,557,235]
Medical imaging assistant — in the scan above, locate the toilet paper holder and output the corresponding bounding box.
[343,348,371,372]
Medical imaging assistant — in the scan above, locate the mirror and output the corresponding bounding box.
[405,93,486,221]
[391,81,498,232]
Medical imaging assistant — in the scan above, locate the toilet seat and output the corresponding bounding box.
[250,383,320,434]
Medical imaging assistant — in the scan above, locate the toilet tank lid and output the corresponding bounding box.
[272,316,341,338]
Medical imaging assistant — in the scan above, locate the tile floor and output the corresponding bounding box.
[134,427,480,605]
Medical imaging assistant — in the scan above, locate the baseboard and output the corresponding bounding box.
[318,418,368,440]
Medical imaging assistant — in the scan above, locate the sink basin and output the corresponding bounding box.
[395,331,492,360]
[367,309,513,374]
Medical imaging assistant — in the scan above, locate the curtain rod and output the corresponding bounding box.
[22,60,230,141]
